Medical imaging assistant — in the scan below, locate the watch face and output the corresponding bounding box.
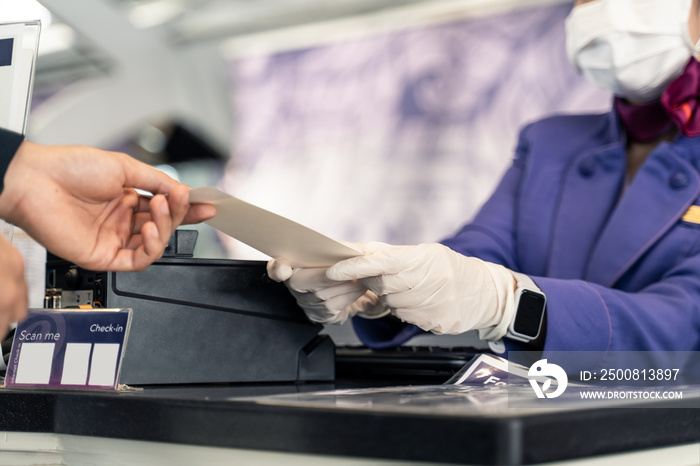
[514,290,545,338]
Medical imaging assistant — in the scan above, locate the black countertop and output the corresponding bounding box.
[0,380,698,465]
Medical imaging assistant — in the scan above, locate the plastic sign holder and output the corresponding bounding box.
[3,309,133,390]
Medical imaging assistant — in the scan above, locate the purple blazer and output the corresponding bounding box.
[353,111,700,352]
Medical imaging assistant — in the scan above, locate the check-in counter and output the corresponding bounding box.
[0,380,698,465]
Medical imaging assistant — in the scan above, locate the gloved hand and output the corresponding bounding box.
[326,242,517,339]
[267,257,389,324]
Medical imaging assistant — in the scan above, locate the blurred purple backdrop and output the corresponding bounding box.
[221,2,610,259]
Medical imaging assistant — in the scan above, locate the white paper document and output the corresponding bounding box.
[189,187,361,267]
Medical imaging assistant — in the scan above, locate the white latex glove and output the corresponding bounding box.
[326,242,517,339]
[267,257,389,324]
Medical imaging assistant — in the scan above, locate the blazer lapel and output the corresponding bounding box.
[547,144,626,280]
[585,147,700,287]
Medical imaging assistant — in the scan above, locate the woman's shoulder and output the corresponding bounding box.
[515,111,618,156]
[523,111,615,137]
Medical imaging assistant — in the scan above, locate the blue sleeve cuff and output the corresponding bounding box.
[351,315,425,349]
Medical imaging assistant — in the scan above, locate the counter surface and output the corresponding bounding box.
[0,380,698,465]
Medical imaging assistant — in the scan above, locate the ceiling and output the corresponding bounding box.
[27,0,431,91]
[5,0,568,150]
[119,0,429,43]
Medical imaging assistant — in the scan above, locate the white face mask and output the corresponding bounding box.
[566,0,696,102]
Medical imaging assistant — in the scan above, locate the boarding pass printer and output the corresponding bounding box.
[45,230,335,385]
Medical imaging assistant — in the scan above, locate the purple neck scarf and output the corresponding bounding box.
[615,58,700,142]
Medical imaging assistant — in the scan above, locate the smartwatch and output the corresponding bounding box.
[506,273,546,343]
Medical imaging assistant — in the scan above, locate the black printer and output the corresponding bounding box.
[44,230,334,385]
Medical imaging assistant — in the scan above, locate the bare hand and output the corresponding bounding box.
[0,142,216,271]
